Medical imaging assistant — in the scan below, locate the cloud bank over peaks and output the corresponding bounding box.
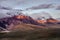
[26,4,60,10]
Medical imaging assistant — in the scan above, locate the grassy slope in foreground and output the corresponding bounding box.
[0,23,60,40]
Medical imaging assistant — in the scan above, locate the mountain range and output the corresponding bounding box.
[0,13,60,31]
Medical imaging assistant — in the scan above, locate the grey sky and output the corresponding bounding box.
[0,0,60,18]
[0,0,60,9]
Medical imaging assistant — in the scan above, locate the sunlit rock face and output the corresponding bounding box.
[46,18,59,24]
[37,20,46,24]
[14,15,40,25]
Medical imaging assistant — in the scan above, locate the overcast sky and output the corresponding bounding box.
[0,0,60,9]
[0,0,60,18]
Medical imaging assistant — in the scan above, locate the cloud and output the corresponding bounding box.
[0,0,60,10]
[56,6,60,10]
[0,0,7,1]
[29,11,52,19]
[26,4,60,10]
[0,5,12,10]
[0,6,12,10]
[26,4,54,10]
